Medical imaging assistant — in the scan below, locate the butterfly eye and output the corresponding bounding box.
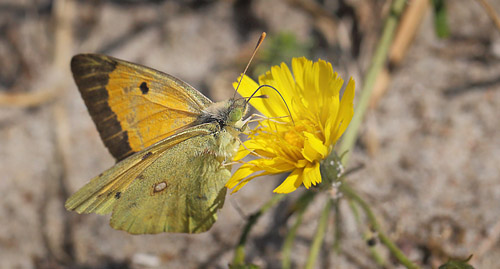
[229,107,242,123]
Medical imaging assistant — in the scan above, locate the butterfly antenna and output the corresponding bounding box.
[246,84,295,124]
[233,32,266,99]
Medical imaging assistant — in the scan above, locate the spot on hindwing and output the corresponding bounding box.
[153,181,167,194]
[142,151,153,160]
[140,82,149,94]
[115,192,121,199]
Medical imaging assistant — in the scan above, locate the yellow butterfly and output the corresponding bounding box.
[65,33,266,234]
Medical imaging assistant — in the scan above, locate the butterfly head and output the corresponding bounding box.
[223,98,249,133]
[227,98,247,125]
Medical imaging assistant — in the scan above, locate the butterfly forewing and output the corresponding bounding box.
[71,54,213,161]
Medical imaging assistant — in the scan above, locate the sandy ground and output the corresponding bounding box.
[1,0,499,268]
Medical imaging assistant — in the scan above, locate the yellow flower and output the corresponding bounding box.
[226,57,355,194]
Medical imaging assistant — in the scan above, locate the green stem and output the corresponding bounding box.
[332,200,342,253]
[305,199,332,269]
[281,209,305,269]
[281,192,316,269]
[339,0,408,165]
[348,199,385,266]
[232,193,286,266]
[340,183,419,269]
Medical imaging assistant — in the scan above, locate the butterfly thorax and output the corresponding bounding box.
[197,99,247,161]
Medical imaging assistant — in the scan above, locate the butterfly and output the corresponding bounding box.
[65,53,252,234]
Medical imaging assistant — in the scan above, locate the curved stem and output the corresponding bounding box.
[232,193,286,266]
[348,198,385,266]
[340,183,420,269]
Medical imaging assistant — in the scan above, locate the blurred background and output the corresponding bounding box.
[1,0,500,268]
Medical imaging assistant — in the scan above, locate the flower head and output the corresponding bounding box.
[227,57,355,193]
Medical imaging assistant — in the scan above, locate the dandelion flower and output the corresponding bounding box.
[227,57,355,194]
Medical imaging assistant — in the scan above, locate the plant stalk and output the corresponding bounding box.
[232,193,286,266]
[339,0,408,165]
[305,199,333,269]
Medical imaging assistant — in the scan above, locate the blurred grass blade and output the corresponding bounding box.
[282,191,316,269]
[438,254,475,269]
[305,199,333,269]
[332,201,342,253]
[347,193,385,266]
[432,0,450,38]
[340,183,419,269]
[232,194,286,266]
[339,0,407,165]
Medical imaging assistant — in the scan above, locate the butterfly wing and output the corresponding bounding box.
[71,54,212,161]
[65,123,231,234]
[65,125,211,215]
[111,124,231,234]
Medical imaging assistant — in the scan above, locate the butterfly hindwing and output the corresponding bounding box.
[65,123,231,234]
[64,125,215,216]
[110,123,231,234]
[71,54,213,161]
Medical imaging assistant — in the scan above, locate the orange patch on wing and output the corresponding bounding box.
[106,64,202,153]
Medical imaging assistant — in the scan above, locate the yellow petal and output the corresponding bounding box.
[232,74,282,118]
[324,95,339,145]
[302,162,321,189]
[300,61,319,110]
[233,74,259,99]
[255,157,295,173]
[254,87,291,119]
[231,171,271,193]
[316,61,334,124]
[319,76,341,130]
[295,159,309,168]
[272,63,296,100]
[291,57,308,90]
[332,77,355,142]
[316,60,333,95]
[252,65,295,118]
[225,163,260,189]
[233,74,287,119]
[234,146,251,161]
[273,169,304,193]
[258,69,274,85]
[234,139,267,161]
[302,132,328,162]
